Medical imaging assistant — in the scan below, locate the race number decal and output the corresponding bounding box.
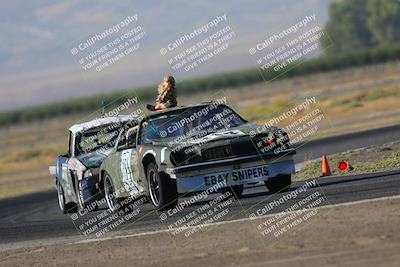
[189,129,245,144]
[209,129,245,138]
[120,149,143,195]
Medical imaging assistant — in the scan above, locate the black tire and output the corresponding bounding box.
[57,181,77,214]
[265,174,292,193]
[75,179,86,210]
[146,162,178,211]
[219,185,244,199]
[104,172,122,212]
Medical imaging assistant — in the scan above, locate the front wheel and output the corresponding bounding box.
[147,162,178,211]
[104,173,121,212]
[75,180,86,210]
[265,174,292,194]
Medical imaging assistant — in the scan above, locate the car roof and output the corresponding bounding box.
[69,115,139,135]
[145,102,226,119]
[70,102,228,134]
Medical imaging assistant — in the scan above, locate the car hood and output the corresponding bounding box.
[77,149,112,168]
[152,123,276,149]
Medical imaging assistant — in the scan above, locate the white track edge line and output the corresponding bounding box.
[74,194,400,245]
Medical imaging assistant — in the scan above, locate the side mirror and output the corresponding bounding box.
[117,139,127,151]
[117,143,125,151]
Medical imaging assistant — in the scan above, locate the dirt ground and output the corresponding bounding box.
[1,197,399,267]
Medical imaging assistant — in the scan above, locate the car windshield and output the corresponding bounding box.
[141,105,245,143]
[75,122,123,155]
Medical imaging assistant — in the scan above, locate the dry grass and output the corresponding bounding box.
[294,143,400,181]
[0,170,53,199]
[238,64,400,138]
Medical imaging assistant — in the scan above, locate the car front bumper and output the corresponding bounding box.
[166,150,296,193]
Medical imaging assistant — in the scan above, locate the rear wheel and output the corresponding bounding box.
[57,181,77,214]
[147,162,178,211]
[265,174,291,193]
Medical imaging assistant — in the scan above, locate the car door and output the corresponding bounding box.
[119,127,144,197]
[106,131,126,193]
[59,131,79,203]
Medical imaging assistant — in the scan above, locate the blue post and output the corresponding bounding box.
[100,100,107,118]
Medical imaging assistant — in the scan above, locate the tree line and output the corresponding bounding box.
[322,0,400,53]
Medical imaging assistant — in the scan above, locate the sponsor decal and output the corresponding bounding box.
[204,165,269,185]
[121,149,143,195]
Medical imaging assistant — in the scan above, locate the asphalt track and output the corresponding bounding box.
[0,124,399,247]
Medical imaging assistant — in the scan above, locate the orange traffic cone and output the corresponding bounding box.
[321,155,331,177]
[338,160,354,172]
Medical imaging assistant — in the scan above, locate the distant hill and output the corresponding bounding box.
[0,0,332,112]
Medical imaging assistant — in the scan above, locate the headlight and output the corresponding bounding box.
[83,169,93,178]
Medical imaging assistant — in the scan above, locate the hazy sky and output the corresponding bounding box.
[0,0,332,112]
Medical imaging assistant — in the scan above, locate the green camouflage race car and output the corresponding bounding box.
[99,101,296,211]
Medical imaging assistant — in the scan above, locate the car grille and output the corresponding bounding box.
[202,142,260,161]
[171,135,288,166]
[202,146,233,161]
[171,132,292,166]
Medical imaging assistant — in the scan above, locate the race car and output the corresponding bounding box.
[49,115,139,213]
[99,102,296,211]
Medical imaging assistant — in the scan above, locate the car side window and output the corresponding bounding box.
[139,121,152,145]
[126,127,137,149]
[68,131,74,156]
[115,130,127,150]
